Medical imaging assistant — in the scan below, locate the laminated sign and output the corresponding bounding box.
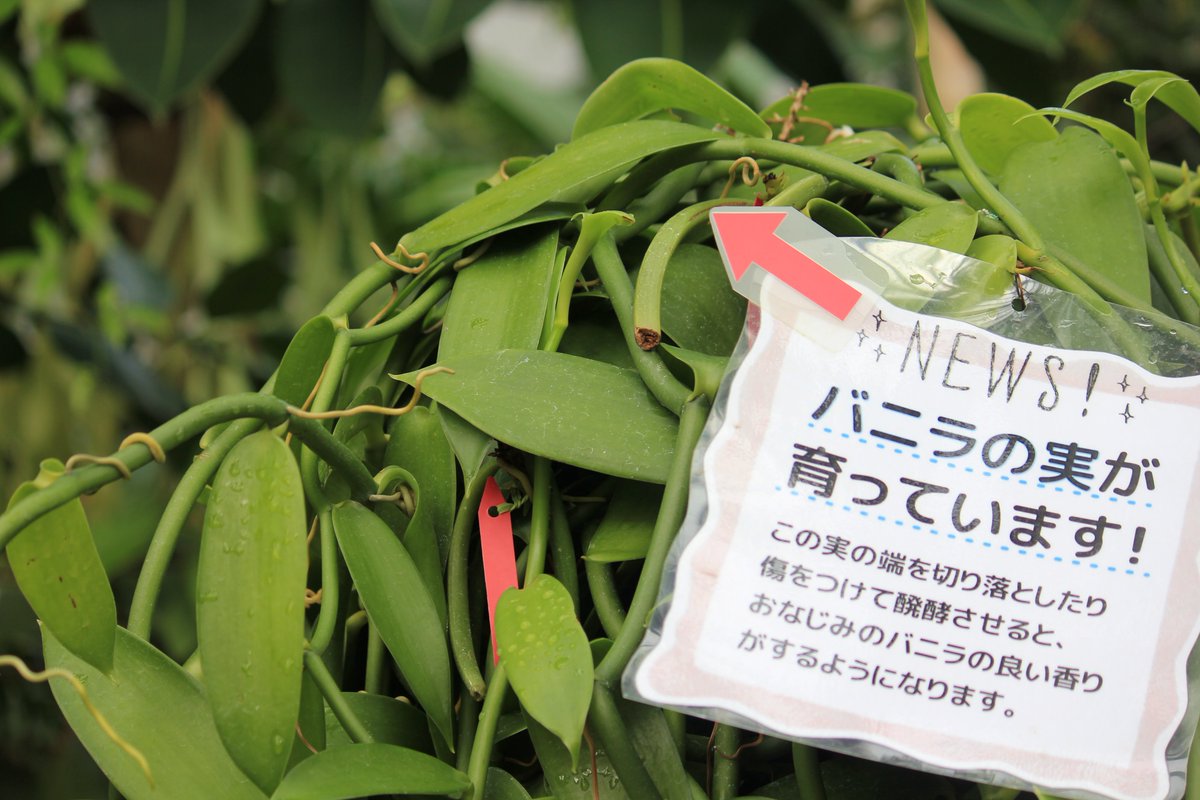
[625,207,1200,800]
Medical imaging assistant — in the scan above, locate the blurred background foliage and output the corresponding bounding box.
[0,0,1196,795]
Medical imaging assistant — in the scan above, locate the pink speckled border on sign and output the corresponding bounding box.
[634,297,1200,800]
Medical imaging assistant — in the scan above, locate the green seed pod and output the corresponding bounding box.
[197,430,307,793]
[7,458,117,674]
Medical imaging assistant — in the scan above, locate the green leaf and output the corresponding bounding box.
[275,0,388,135]
[370,0,489,67]
[1063,69,1200,136]
[396,350,679,483]
[570,0,748,79]
[271,743,471,800]
[198,431,307,793]
[524,713,629,799]
[932,0,1081,56]
[403,121,721,254]
[323,692,434,752]
[440,228,561,361]
[760,83,917,130]
[331,502,454,746]
[7,460,117,673]
[287,672,325,769]
[816,130,908,162]
[273,315,336,407]
[496,575,593,768]
[1000,125,1150,303]
[956,93,1057,175]
[88,0,262,114]
[659,243,747,356]
[806,198,875,237]
[384,406,458,567]
[584,481,662,562]
[43,626,268,800]
[574,58,769,140]
[484,767,533,800]
[884,203,978,254]
[965,235,1018,273]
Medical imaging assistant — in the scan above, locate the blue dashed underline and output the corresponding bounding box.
[808,421,1153,509]
[775,484,1151,578]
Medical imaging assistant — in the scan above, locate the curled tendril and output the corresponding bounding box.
[720,157,763,199]
[453,239,493,271]
[287,366,454,420]
[369,241,429,274]
[119,432,166,463]
[0,654,154,788]
[64,453,132,480]
[364,282,400,328]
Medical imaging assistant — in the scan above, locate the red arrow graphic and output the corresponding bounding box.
[711,209,861,320]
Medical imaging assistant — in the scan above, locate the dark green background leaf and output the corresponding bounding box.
[88,0,263,113]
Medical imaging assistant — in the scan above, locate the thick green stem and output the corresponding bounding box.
[617,163,707,242]
[791,743,825,800]
[449,461,499,701]
[585,558,627,639]
[590,684,663,800]
[364,619,386,694]
[349,275,453,346]
[0,393,374,556]
[591,234,691,415]
[595,396,709,686]
[904,0,1044,250]
[455,690,480,773]
[126,417,260,640]
[603,138,944,215]
[525,457,552,582]
[633,198,742,349]
[300,329,351,511]
[304,649,374,744]
[1,394,283,553]
[549,489,580,614]
[711,724,741,800]
[307,508,340,655]
[542,212,634,353]
[466,664,507,800]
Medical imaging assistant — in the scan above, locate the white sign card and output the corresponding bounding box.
[626,208,1200,800]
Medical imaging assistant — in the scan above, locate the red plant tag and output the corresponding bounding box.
[478,476,518,663]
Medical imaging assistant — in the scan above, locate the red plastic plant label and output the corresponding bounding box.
[479,476,518,664]
[629,207,1200,800]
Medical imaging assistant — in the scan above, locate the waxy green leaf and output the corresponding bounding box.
[524,713,629,800]
[1001,126,1150,303]
[324,692,434,752]
[271,743,471,799]
[884,203,978,255]
[1064,69,1200,137]
[483,768,533,800]
[761,83,917,130]
[806,198,875,237]
[88,0,262,114]
[197,430,307,793]
[384,406,457,567]
[275,0,388,136]
[574,58,770,140]
[659,243,747,356]
[273,315,335,407]
[584,481,663,562]
[7,460,117,673]
[440,228,561,362]
[396,350,678,483]
[331,502,453,746]
[957,93,1057,175]
[403,121,720,254]
[370,0,489,67]
[44,626,267,800]
[497,575,593,768]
